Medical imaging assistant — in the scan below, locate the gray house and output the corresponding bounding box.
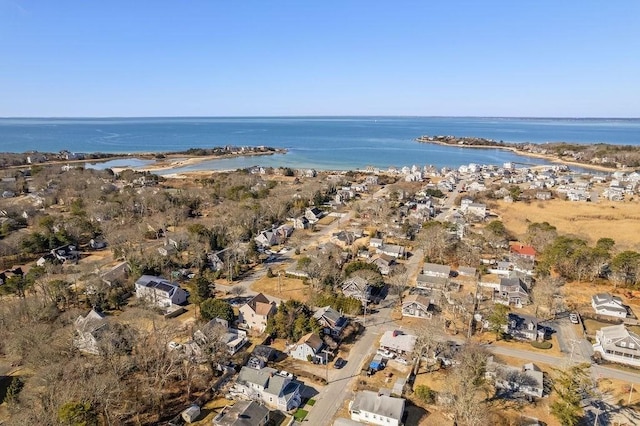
[74,309,108,355]
[235,366,302,411]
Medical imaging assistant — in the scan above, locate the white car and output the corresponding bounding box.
[569,313,580,324]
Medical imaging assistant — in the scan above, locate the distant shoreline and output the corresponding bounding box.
[416,136,639,172]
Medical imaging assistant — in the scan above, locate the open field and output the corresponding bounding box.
[251,270,309,302]
[493,199,640,250]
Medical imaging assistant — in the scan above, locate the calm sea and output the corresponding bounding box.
[1,117,639,171]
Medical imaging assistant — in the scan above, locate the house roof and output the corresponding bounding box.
[342,276,369,292]
[510,243,537,257]
[313,306,346,328]
[380,330,416,353]
[135,275,179,295]
[598,324,640,344]
[213,400,269,426]
[74,309,107,334]
[423,263,451,276]
[592,293,624,307]
[237,366,277,389]
[457,266,477,277]
[416,274,448,289]
[402,294,431,309]
[245,293,275,316]
[297,332,324,352]
[350,390,405,421]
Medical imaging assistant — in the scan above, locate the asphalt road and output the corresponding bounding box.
[303,300,395,425]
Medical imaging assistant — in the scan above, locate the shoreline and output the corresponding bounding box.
[133,150,285,173]
[417,137,621,173]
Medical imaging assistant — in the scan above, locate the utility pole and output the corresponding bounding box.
[362,298,368,327]
[322,349,332,383]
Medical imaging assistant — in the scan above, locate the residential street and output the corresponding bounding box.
[303,299,396,425]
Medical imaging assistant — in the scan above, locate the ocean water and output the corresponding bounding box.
[2,117,639,171]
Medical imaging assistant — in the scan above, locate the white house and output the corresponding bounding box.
[289,332,327,364]
[422,263,451,278]
[238,293,277,333]
[349,390,405,426]
[255,230,278,248]
[377,244,406,259]
[591,293,628,318]
[379,330,416,357]
[234,366,302,411]
[134,275,188,308]
[593,324,640,367]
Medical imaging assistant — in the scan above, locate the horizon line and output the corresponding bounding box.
[1,115,640,120]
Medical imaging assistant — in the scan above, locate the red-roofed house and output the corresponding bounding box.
[510,243,537,261]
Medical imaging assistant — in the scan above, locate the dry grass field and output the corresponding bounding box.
[250,271,310,302]
[493,198,640,250]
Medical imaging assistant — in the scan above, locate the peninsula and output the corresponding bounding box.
[417,135,640,171]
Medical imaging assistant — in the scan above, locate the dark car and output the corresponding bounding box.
[334,357,347,369]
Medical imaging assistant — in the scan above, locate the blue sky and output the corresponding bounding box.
[1,1,639,117]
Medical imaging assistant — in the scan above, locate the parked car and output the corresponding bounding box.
[334,357,347,369]
[569,313,580,324]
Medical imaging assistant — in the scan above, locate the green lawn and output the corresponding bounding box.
[293,409,308,421]
[306,398,316,406]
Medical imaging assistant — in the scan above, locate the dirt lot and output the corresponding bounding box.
[493,198,640,250]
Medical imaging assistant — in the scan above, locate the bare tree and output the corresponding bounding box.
[532,275,565,318]
[411,317,444,374]
[444,343,490,426]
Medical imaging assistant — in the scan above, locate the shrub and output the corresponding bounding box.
[531,340,552,349]
[414,385,435,404]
